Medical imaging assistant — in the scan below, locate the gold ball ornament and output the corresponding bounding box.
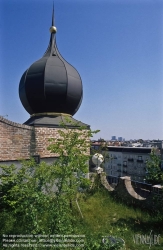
[50,26,57,34]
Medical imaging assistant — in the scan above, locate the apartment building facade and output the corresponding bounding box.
[103,146,155,182]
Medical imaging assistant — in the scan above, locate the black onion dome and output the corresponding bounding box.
[19,7,83,116]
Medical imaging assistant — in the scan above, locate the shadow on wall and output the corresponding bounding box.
[30,127,37,156]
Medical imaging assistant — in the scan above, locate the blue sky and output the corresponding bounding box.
[0,0,163,140]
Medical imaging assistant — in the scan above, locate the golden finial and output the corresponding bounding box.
[50,26,57,34]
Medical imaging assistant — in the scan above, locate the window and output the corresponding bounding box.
[123,161,127,166]
[138,156,142,160]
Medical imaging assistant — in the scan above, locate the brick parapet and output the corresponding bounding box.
[0,116,62,161]
[0,116,33,130]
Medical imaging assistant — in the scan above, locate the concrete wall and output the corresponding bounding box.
[100,173,163,211]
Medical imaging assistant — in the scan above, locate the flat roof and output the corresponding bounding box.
[105,146,152,153]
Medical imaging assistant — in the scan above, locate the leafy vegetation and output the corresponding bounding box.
[0,122,163,249]
[0,183,163,249]
[77,187,163,249]
[145,149,163,185]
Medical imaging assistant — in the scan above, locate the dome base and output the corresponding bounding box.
[24,113,90,129]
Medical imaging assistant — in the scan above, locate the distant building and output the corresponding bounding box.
[111,136,116,141]
[132,142,143,147]
[118,137,123,142]
[103,146,160,182]
[150,141,163,150]
[91,141,102,151]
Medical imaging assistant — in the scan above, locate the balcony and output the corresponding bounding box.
[137,159,143,163]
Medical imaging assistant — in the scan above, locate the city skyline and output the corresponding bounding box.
[0,0,163,140]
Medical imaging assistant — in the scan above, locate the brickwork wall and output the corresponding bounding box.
[0,116,62,161]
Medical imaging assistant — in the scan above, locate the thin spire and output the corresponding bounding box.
[49,2,57,34]
[44,2,57,57]
[52,2,54,26]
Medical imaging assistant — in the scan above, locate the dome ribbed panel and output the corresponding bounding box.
[19,70,33,114]
[44,57,67,102]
